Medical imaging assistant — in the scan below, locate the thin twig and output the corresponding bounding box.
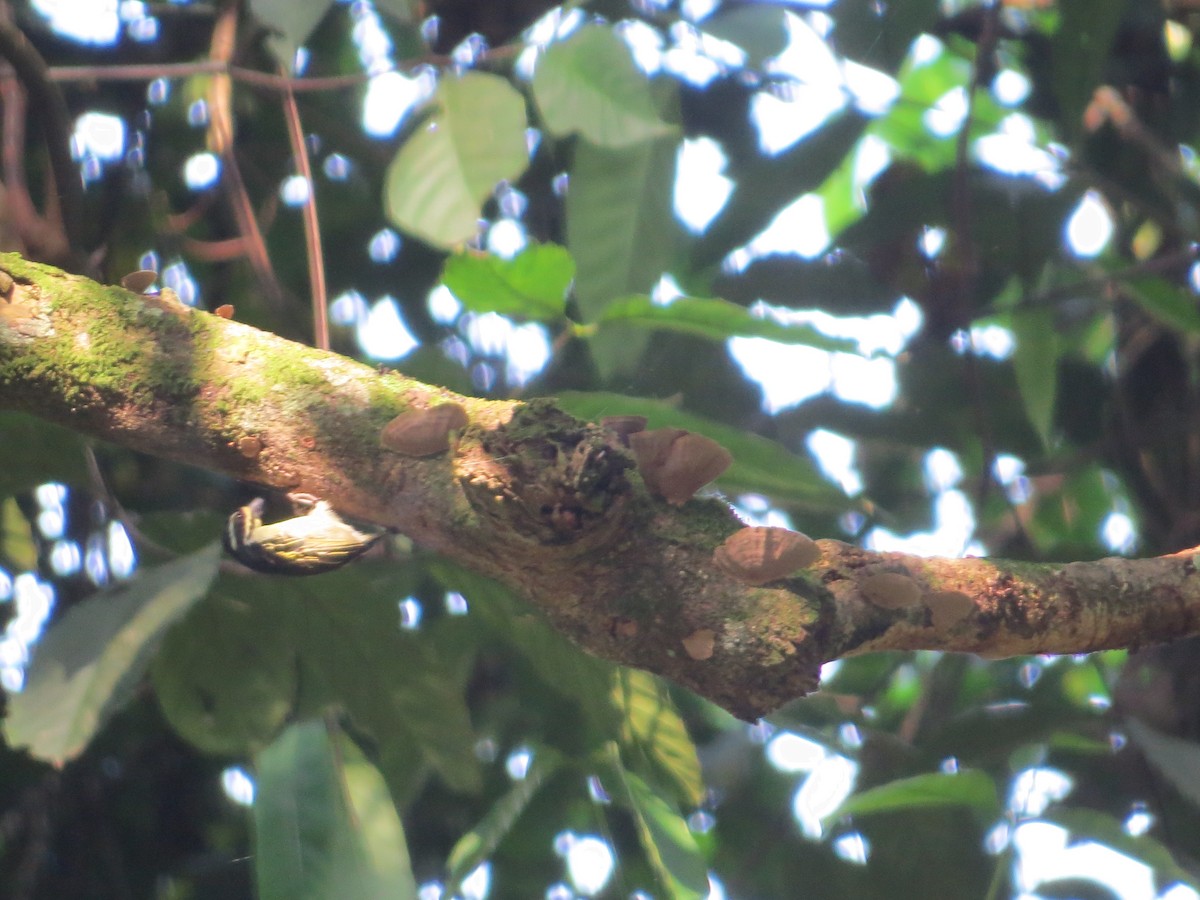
[280,76,328,350]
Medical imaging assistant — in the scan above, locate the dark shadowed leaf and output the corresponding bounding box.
[614,669,705,808]
[1011,308,1059,447]
[5,544,220,763]
[700,5,791,68]
[248,0,335,70]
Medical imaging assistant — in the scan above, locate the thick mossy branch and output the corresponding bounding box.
[3,253,1200,718]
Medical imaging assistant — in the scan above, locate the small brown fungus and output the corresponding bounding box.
[629,428,732,505]
[600,415,648,446]
[681,628,716,660]
[214,304,235,319]
[861,572,923,609]
[926,590,974,631]
[236,435,263,458]
[380,403,469,457]
[713,526,820,585]
[120,270,158,294]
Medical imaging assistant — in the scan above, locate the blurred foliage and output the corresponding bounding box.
[5,0,1200,897]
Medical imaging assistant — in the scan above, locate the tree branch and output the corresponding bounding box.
[2,253,1200,719]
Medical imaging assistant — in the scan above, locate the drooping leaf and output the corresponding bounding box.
[596,294,857,350]
[555,391,849,510]
[5,544,220,764]
[1126,718,1200,809]
[1125,277,1200,333]
[254,719,418,900]
[1011,308,1059,447]
[248,0,336,70]
[828,770,1000,823]
[151,581,297,756]
[385,72,530,248]
[609,749,709,900]
[444,749,564,895]
[700,5,791,68]
[533,25,677,148]
[1051,0,1126,142]
[567,136,680,377]
[1,496,36,571]
[613,669,705,808]
[442,244,574,319]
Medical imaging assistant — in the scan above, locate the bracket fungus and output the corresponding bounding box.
[926,590,974,631]
[861,572,924,609]
[600,415,648,447]
[380,403,469,457]
[712,526,821,585]
[628,428,732,505]
[120,269,158,294]
[681,628,716,660]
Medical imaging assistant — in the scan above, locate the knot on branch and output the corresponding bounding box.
[463,400,634,547]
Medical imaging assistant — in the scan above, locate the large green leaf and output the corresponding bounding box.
[151,581,297,756]
[1,497,36,571]
[442,243,574,319]
[1011,308,1059,447]
[566,136,680,377]
[385,72,530,248]
[614,669,705,808]
[248,0,335,70]
[533,25,677,148]
[829,770,1000,823]
[254,720,418,900]
[1125,276,1200,333]
[700,5,791,69]
[596,294,857,349]
[444,749,564,895]
[555,391,849,510]
[609,750,709,900]
[5,544,220,764]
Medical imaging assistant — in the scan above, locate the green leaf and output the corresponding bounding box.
[385,72,530,248]
[1052,0,1125,142]
[1011,308,1059,447]
[610,751,709,900]
[828,770,1000,822]
[254,720,418,900]
[151,581,297,756]
[1125,277,1200,332]
[5,544,220,764]
[445,749,563,895]
[1044,805,1199,890]
[567,136,680,377]
[1126,718,1200,809]
[614,669,705,808]
[700,5,791,68]
[442,244,574,319]
[596,294,857,349]
[555,391,849,510]
[1,497,36,571]
[533,25,676,148]
[248,0,335,70]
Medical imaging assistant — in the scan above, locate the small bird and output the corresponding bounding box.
[222,494,383,575]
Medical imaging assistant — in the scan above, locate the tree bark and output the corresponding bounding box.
[2,252,1198,719]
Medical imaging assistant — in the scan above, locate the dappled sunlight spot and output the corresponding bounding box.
[369,228,402,262]
[0,574,56,691]
[33,0,119,44]
[843,61,900,116]
[769,12,842,85]
[663,24,723,86]
[220,766,255,806]
[279,175,311,207]
[1013,822,1155,900]
[586,774,611,804]
[919,225,946,258]
[506,745,533,780]
[766,730,827,773]
[183,153,221,191]
[688,809,715,833]
[838,723,862,748]
[746,193,830,257]
[362,70,433,138]
[616,18,665,74]
[994,454,1032,504]
[427,285,462,324]
[853,133,892,197]
[675,137,733,233]
[806,429,862,496]
[975,115,1062,181]
[911,33,945,66]
[398,597,422,630]
[107,521,136,578]
[1163,886,1200,900]
[49,540,81,577]
[187,99,209,128]
[751,87,845,155]
[866,490,977,557]
[652,273,685,306]
[323,152,351,180]
[350,3,393,72]
[681,0,719,20]
[792,754,858,838]
[1009,767,1073,817]
[444,591,469,615]
[833,832,870,864]
[729,338,830,412]
[706,874,728,900]
[146,77,170,105]
[1066,190,1114,258]
[563,834,614,896]
[1124,803,1154,837]
[731,493,795,529]
[924,447,963,493]
[829,353,895,408]
[1101,511,1136,554]
[72,112,125,162]
[463,311,514,356]
[85,531,109,585]
[994,69,1031,106]
[163,260,199,305]
[460,862,491,900]
[330,289,369,326]
[357,296,419,360]
[950,324,1015,359]
[507,323,551,387]
[487,219,527,258]
[924,86,968,137]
